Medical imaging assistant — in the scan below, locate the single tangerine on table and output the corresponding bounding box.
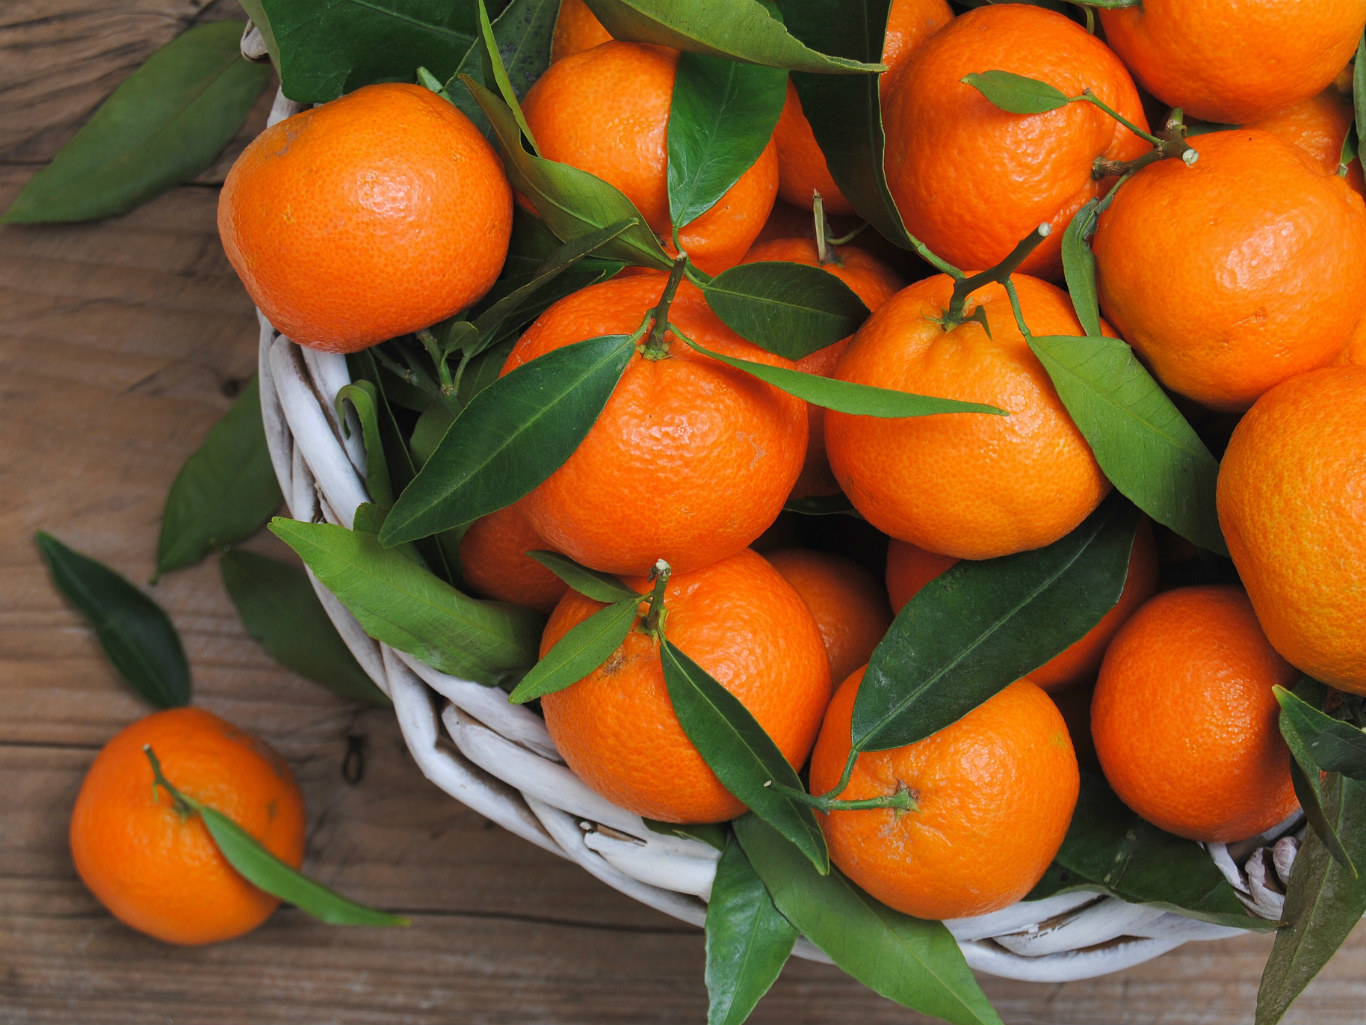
[518,40,779,276]
[1090,585,1301,844]
[824,273,1111,561]
[1097,0,1366,125]
[69,707,307,946]
[741,235,905,499]
[1092,128,1366,412]
[539,548,832,824]
[880,2,1150,282]
[809,671,1079,921]
[502,270,808,578]
[1216,364,1366,694]
[763,547,894,688]
[217,82,512,353]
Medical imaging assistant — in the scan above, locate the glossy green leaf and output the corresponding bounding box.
[661,642,828,873]
[35,532,191,709]
[463,75,675,269]
[145,746,408,927]
[644,819,729,851]
[704,836,798,1025]
[668,52,787,231]
[336,381,396,509]
[1029,771,1273,931]
[270,518,541,686]
[440,0,557,136]
[1060,199,1103,337]
[733,814,1002,1025]
[2,21,270,223]
[961,70,1070,115]
[850,498,1138,754]
[1355,35,1365,150]
[1257,773,1366,1025]
[155,377,282,580]
[703,262,870,359]
[507,595,639,703]
[680,335,1003,416]
[581,0,882,72]
[526,550,637,603]
[379,332,635,546]
[774,0,912,249]
[1028,333,1227,555]
[1277,682,1366,780]
[237,0,478,103]
[219,548,389,707]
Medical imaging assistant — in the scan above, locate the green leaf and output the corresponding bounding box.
[145,746,408,927]
[680,335,1003,416]
[668,52,787,231]
[1028,334,1227,556]
[703,262,871,359]
[704,836,798,1025]
[1029,771,1273,931]
[379,332,636,546]
[850,497,1138,753]
[237,0,478,104]
[733,814,1002,1025]
[506,595,639,703]
[775,0,911,248]
[961,70,1070,115]
[660,642,828,873]
[526,550,637,603]
[1060,199,1103,337]
[336,381,397,509]
[155,376,283,580]
[35,532,191,709]
[1277,682,1366,780]
[581,0,882,72]
[1355,35,1365,152]
[219,548,390,707]
[2,21,270,223]
[440,0,558,136]
[1257,773,1366,1025]
[644,818,729,850]
[269,518,541,686]
[463,75,675,269]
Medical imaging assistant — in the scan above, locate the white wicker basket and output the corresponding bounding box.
[250,71,1298,986]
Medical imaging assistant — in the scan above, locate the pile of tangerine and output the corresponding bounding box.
[216,0,1366,924]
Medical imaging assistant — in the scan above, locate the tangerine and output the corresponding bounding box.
[458,501,568,614]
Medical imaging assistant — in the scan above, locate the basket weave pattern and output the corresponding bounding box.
[251,74,1297,984]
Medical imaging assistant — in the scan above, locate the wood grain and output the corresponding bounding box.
[2,1,1364,1022]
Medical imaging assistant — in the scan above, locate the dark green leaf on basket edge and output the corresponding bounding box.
[660,642,828,874]
[155,376,282,581]
[145,747,408,926]
[507,596,638,703]
[703,262,870,359]
[219,548,389,707]
[35,532,191,709]
[237,0,480,104]
[680,335,1003,417]
[1028,771,1273,931]
[2,21,270,224]
[379,332,635,546]
[269,518,541,686]
[1257,773,1366,1025]
[526,550,637,603]
[733,814,1002,1025]
[961,70,1070,115]
[1061,199,1103,337]
[850,497,1138,754]
[1028,333,1227,556]
[705,835,798,1025]
[668,52,786,231]
[440,0,557,136]
[581,0,881,72]
[775,0,912,250]
[644,819,730,850]
[463,75,675,270]
[336,381,396,509]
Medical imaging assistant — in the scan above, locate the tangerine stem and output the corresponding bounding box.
[938,223,1052,330]
[1076,89,1163,147]
[639,257,690,360]
[639,559,672,640]
[770,780,918,814]
[416,329,456,396]
[143,744,200,823]
[1091,108,1196,179]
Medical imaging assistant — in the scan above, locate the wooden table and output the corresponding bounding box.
[3,2,1365,1021]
